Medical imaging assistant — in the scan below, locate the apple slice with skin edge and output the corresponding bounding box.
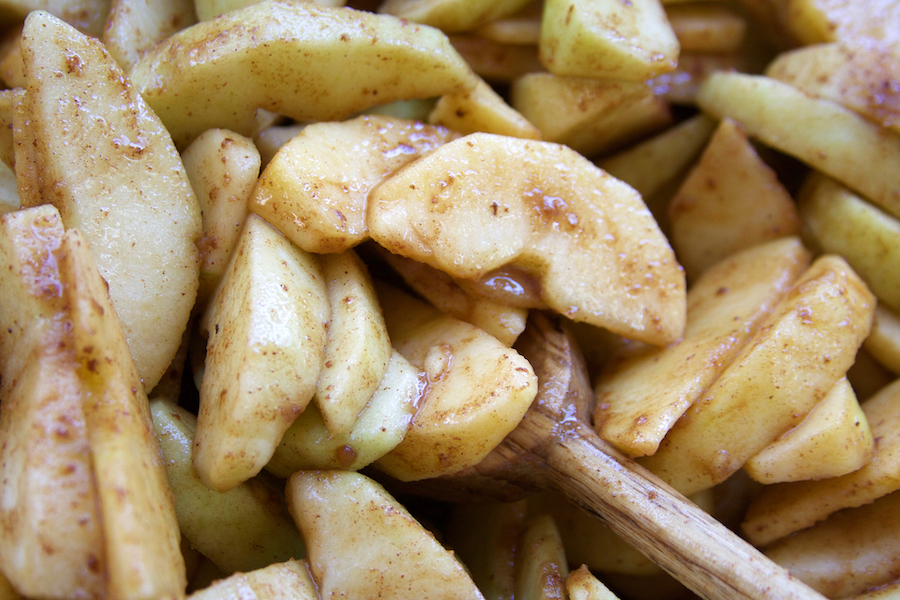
[639,255,876,497]
[15,11,202,393]
[268,349,421,475]
[515,515,569,600]
[188,559,317,600]
[765,41,900,135]
[374,245,528,346]
[865,304,900,374]
[799,173,900,313]
[181,129,261,308]
[379,0,533,32]
[415,311,828,600]
[696,72,900,220]
[151,398,307,574]
[195,214,330,492]
[130,1,479,147]
[102,0,197,71]
[742,376,900,548]
[668,117,802,282]
[367,132,686,347]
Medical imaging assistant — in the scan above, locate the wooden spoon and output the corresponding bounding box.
[382,312,824,600]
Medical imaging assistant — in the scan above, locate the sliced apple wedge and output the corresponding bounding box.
[744,377,874,484]
[376,247,527,346]
[151,399,307,574]
[539,0,679,81]
[287,470,485,599]
[368,132,685,346]
[314,250,392,434]
[374,283,537,480]
[427,77,541,140]
[130,1,478,147]
[188,559,317,600]
[0,206,105,600]
[640,255,876,496]
[515,515,569,600]
[195,214,329,492]
[250,115,458,254]
[668,117,802,281]
[16,11,202,392]
[268,349,421,476]
[102,0,197,70]
[696,72,900,220]
[60,229,186,600]
[379,0,533,32]
[510,73,669,157]
[743,377,900,547]
[181,129,261,307]
[799,173,900,313]
[765,41,900,135]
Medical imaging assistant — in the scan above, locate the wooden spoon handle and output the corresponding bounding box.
[514,412,824,600]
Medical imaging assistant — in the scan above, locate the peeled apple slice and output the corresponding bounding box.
[368,132,686,346]
[16,11,202,392]
[287,470,485,600]
[130,0,478,147]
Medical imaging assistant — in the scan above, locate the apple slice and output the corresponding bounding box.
[314,250,392,434]
[368,132,686,346]
[799,173,900,312]
[250,115,458,255]
[195,214,329,492]
[640,255,876,496]
[188,559,317,600]
[130,1,478,147]
[515,515,569,600]
[287,470,485,599]
[151,399,307,574]
[60,229,186,600]
[373,283,537,480]
[743,377,900,547]
[427,77,541,140]
[668,117,801,281]
[102,0,196,70]
[696,72,900,220]
[379,0,533,32]
[0,206,104,600]
[181,128,261,307]
[539,0,679,81]
[375,247,527,346]
[766,41,900,135]
[511,73,670,158]
[16,11,202,392]
[268,350,421,475]
[744,377,874,484]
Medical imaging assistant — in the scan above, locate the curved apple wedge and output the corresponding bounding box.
[16,11,202,392]
[374,283,538,481]
[314,251,392,435]
[368,132,686,346]
[250,115,458,255]
[195,214,330,492]
[130,1,478,147]
[287,470,485,600]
